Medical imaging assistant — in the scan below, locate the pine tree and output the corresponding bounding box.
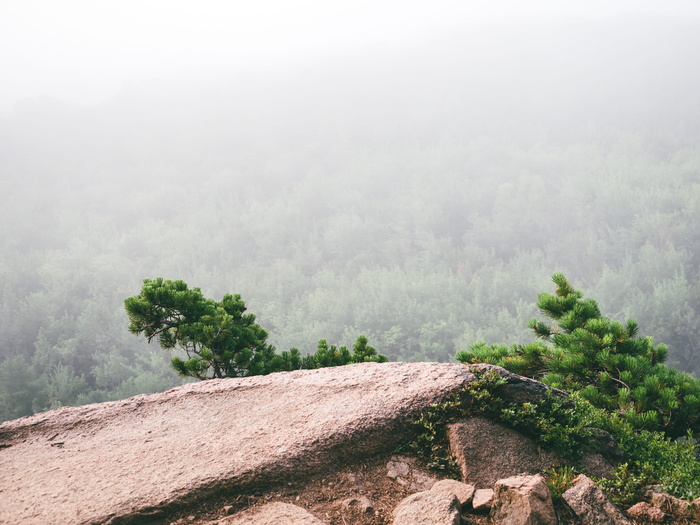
[456,273,700,438]
[124,278,274,379]
[125,278,388,380]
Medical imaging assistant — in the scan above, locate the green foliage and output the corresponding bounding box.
[405,368,700,501]
[544,465,578,501]
[596,431,700,503]
[293,335,388,370]
[125,278,275,379]
[457,273,700,439]
[125,277,387,380]
[453,276,700,500]
[403,369,596,477]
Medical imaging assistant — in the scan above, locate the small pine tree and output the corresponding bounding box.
[125,278,274,379]
[456,273,700,438]
[125,278,388,380]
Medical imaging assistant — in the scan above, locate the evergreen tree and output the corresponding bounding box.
[125,278,275,379]
[296,335,387,370]
[456,273,700,438]
[125,278,388,381]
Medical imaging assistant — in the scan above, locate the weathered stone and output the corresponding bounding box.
[627,502,666,522]
[490,474,556,525]
[392,490,461,525]
[0,362,479,525]
[563,474,634,525]
[448,417,614,487]
[647,486,692,517]
[431,478,476,507]
[472,489,495,511]
[447,417,550,487]
[217,502,325,524]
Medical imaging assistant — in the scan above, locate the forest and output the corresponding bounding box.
[1,15,699,422]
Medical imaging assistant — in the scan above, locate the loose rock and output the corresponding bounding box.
[563,474,634,525]
[490,474,556,525]
[472,489,495,511]
[431,478,476,507]
[448,417,613,487]
[392,490,461,525]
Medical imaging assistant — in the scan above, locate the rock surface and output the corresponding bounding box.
[472,489,495,511]
[431,479,475,507]
[490,474,556,525]
[448,417,563,488]
[214,502,325,524]
[647,486,693,517]
[0,362,479,525]
[563,474,634,525]
[627,501,666,523]
[392,490,461,525]
[448,417,613,487]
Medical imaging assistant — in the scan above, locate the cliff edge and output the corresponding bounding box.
[1,362,487,524]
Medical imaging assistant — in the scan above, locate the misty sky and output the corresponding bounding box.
[1,0,699,114]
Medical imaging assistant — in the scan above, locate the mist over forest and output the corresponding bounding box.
[1,14,700,422]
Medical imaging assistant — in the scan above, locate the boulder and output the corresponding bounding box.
[431,479,475,507]
[215,502,325,524]
[490,474,556,525]
[0,362,479,525]
[448,417,614,487]
[563,474,634,525]
[392,490,461,525]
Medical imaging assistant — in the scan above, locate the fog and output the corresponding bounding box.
[2,0,700,112]
[1,1,700,420]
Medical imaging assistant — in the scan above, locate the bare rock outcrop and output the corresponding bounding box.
[627,502,667,523]
[647,486,693,518]
[448,417,614,487]
[0,362,480,525]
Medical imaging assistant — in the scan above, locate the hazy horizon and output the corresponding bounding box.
[2,0,700,114]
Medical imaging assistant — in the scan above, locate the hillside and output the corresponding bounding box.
[1,15,700,422]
